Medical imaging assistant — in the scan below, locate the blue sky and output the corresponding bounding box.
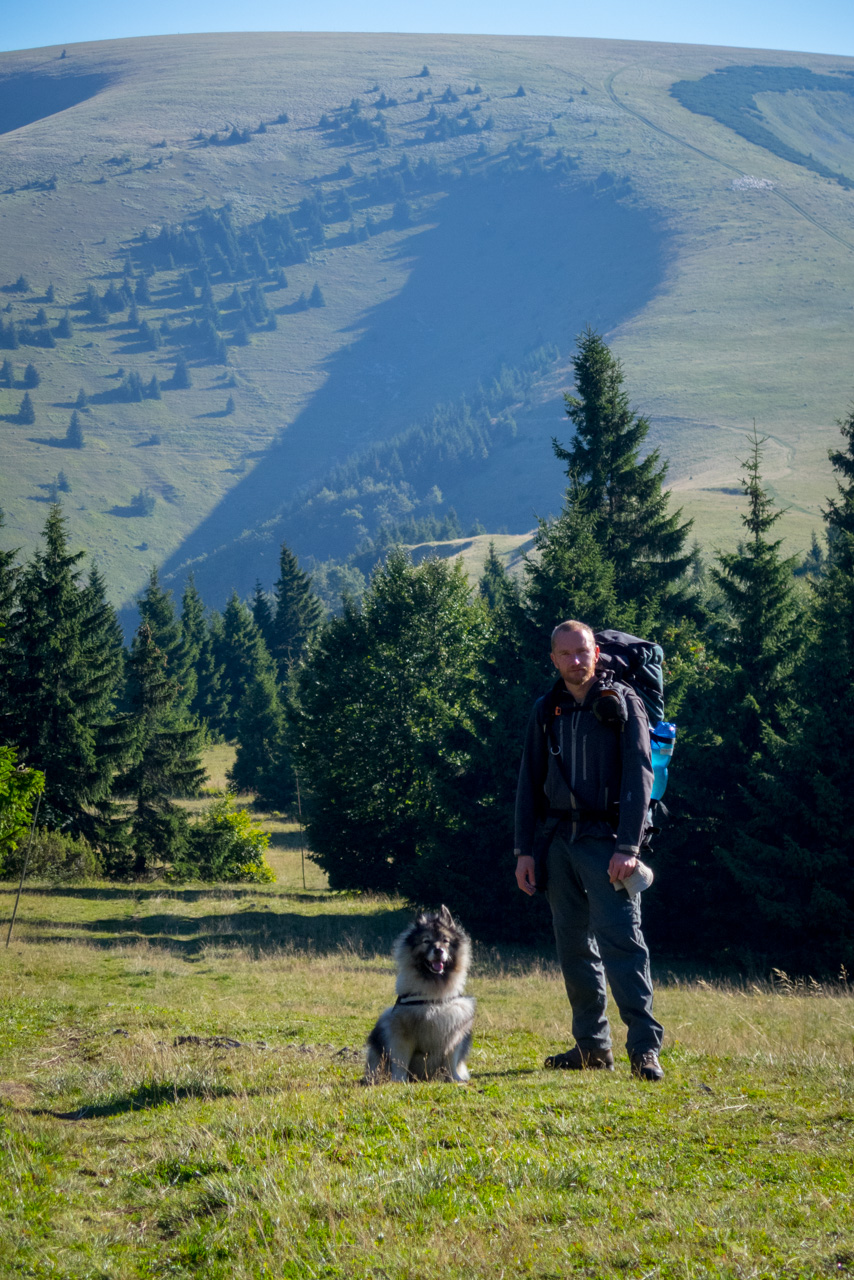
[2,0,853,59]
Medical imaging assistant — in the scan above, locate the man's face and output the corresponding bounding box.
[550,629,599,691]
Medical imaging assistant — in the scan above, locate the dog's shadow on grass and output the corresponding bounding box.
[33,1080,245,1121]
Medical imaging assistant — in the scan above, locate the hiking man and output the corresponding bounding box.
[514,620,664,1080]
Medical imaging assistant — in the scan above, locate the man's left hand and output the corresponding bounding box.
[608,851,638,883]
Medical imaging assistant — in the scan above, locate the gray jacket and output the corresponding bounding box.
[514,678,654,858]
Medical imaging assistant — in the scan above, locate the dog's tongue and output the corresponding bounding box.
[429,958,445,973]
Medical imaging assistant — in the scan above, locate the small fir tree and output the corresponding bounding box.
[18,392,35,425]
[65,411,84,448]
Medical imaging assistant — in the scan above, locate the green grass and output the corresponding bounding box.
[2,33,854,609]
[1,867,853,1278]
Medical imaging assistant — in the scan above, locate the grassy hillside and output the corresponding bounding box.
[1,33,853,608]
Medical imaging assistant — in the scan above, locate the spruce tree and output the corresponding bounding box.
[19,392,35,425]
[715,409,854,971]
[23,363,39,388]
[65,410,84,448]
[113,624,203,874]
[553,328,693,616]
[250,580,275,649]
[653,436,804,960]
[138,569,182,670]
[193,609,225,735]
[292,551,487,893]
[215,593,276,740]
[172,355,192,389]
[0,509,21,731]
[269,542,324,678]
[524,494,620,644]
[229,662,294,809]
[0,359,12,387]
[6,507,124,831]
[478,541,519,611]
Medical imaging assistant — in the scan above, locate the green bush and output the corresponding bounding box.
[1,827,101,882]
[175,798,275,883]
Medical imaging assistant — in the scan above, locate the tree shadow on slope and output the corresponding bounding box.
[25,907,412,958]
[0,70,113,136]
[147,165,671,612]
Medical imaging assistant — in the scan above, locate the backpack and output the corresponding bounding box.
[593,629,664,726]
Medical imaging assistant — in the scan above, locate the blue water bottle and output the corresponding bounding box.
[650,722,676,801]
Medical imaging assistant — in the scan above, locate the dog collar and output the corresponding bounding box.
[394,993,467,1006]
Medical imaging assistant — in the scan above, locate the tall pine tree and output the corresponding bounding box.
[5,507,124,831]
[553,328,693,616]
[651,435,804,961]
[270,542,324,677]
[113,624,204,875]
[714,410,854,971]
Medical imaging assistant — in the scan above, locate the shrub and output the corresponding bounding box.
[174,798,275,882]
[1,827,101,883]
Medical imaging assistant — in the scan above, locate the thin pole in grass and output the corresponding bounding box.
[5,792,41,949]
[295,771,306,891]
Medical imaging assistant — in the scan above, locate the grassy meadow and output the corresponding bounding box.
[1,751,852,1277]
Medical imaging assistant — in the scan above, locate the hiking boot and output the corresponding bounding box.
[545,1045,614,1071]
[630,1049,664,1081]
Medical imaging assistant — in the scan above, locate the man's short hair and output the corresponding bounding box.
[550,620,596,651]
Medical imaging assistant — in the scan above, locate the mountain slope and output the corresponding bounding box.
[0,32,852,606]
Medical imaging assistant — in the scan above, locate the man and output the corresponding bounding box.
[514,620,664,1081]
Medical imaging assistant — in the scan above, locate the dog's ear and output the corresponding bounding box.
[438,904,454,926]
[414,912,430,928]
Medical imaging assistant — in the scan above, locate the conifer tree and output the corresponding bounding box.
[553,328,693,616]
[172,355,192,389]
[715,410,854,971]
[178,575,207,714]
[138,569,182,670]
[214,593,275,740]
[250,581,275,648]
[653,436,804,959]
[65,410,84,448]
[112,624,203,874]
[23,363,39,388]
[19,392,35,425]
[524,493,621,643]
[478,542,519,611]
[0,358,12,387]
[292,551,487,893]
[75,387,88,410]
[5,507,124,831]
[269,543,324,678]
[0,509,21,728]
[229,662,293,808]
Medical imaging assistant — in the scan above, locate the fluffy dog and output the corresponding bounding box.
[365,905,475,1084]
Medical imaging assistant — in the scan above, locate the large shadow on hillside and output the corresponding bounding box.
[154,167,670,610]
[0,70,112,136]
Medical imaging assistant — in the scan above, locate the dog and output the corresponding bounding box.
[364,904,475,1084]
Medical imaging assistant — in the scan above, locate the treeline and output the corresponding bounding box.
[2,329,852,976]
[0,522,322,883]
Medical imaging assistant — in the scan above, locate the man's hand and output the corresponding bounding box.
[609,851,638,883]
[515,855,537,896]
